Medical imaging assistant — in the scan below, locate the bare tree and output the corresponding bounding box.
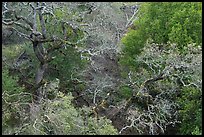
[69,2,140,105]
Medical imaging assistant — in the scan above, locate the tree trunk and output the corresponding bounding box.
[33,63,48,103]
[32,41,47,104]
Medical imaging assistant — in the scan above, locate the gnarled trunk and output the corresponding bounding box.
[33,63,48,103]
[32,41,48,104]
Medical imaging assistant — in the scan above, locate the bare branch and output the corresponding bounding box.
[32,3,37,32]
[14,15,34,29]
[7,27,31,40]
[2,20,33,32]
[37,3,47,38]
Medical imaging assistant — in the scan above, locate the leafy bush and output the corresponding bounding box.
[118,85,132,99]
[177,86,202,135]
[2,68,31,135]
[120,2,202,68]
[19,92,117,135]
[2,68,24,96]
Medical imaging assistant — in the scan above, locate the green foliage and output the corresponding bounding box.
[177,86,202,135]
[40,6,87,92]
[84,116,118,135]
[26,5,88,93]
[75,83,86,91]
[2,43,39,135]
[2,44,25,61]
[121,29,147,69]
[48,45,87,93]
[121,2,202,68]
[43,8,70,39]
[2,68,31,135]
[192,126,202,135]
[118,85,132,99]
[3,42,39,86]
[20,92,117,135]
[44,7,85,42]
[2,68,25,100]
[168,2,202,48]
